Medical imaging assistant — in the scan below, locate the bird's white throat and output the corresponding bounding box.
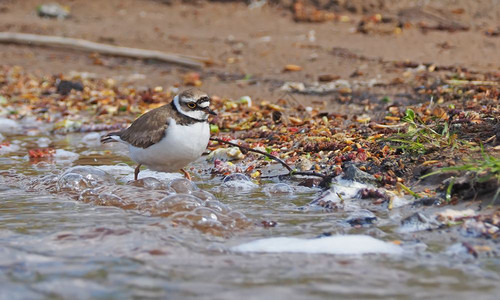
[173,95,208,121]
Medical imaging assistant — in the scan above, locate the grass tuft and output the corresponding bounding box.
[385,108,462,154]
[421,146,500,204]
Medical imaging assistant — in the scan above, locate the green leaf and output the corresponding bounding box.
[210,124,219,134]
[403,108,415,122]
[446,178,455,203]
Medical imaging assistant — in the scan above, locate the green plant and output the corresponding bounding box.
[422,147,500,204]
[385,108,460,154]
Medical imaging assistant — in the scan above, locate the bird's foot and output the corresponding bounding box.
[180,168,192,181]
[134,164,142,181]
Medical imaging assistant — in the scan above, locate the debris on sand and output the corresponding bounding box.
[36,3,70,19]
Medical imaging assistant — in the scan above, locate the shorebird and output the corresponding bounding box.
[101,88,216,180]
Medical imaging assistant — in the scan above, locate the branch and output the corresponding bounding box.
[0,32,205,68]
[210,137,326,179]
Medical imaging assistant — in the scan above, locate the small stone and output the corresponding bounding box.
[217,173,258,192]
[283,64,302,72]
[398,212,440,233]
[261,220,277,228]
[298,178,321,188]
[295,157,313,171]
[0,118,21,134]
[411,197,443,207]
[318,74,340,82]
[222,173,251,183]
[346,209,377,226]
[343,163,377,185]
[37,3,70,19]
[207,147,244,161]
[57,80,83,95]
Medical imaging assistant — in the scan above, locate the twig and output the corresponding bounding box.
[210,137,292,171]
[210,137,326,178]
[0,32,205,68]
[445,79,498,86]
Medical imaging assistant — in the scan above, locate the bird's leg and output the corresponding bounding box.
[134,164,142,181]
[180,168,192,181]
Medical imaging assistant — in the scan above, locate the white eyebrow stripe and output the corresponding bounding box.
[198,102,210,108]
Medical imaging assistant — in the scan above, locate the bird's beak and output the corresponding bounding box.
[204,107,217,116]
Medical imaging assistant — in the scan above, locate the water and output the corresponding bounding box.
[0,133,499,299]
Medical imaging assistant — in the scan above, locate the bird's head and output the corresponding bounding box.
[173,88,216,121]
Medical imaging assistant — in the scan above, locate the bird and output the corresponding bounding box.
[101,88,216,181]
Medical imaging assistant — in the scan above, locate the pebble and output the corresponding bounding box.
[37,3,70,19]
[223,173,251,183]
[0,118,20,134]
[346,209,377,226]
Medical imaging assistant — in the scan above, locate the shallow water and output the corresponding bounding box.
[0,133,499,299]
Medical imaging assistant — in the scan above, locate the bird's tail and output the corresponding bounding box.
[100,132,122,144]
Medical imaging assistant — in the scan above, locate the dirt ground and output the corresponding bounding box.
[1,0,499,112]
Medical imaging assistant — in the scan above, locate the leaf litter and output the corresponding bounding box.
[0,64,498,251]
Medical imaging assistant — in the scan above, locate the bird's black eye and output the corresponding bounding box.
[187,102,197,109]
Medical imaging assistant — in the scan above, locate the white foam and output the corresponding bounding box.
[96,165,184,182]
[232,235,403,255]
[95,164,134,177]
[120,169,183,182]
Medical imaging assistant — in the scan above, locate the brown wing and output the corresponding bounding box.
[118,105,172,148]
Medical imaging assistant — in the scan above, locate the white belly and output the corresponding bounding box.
[128,120,210,172]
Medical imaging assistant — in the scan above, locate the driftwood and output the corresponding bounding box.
[0,32,205,68]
